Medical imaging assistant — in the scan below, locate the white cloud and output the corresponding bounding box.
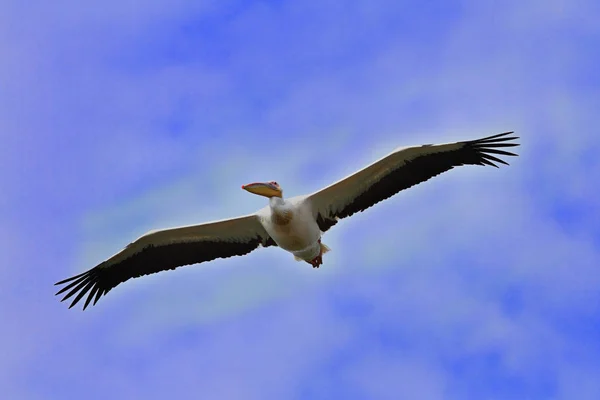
[2,0,599,398]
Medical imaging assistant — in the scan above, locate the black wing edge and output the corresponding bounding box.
[54,236,278,311]
[461,131,520,168]
[315,131,519,232]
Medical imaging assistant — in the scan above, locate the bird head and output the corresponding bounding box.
[241,181,283,198]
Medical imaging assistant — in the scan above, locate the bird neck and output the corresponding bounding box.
[269,196,285,209]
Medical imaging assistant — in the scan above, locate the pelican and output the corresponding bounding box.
[55,131,519,310]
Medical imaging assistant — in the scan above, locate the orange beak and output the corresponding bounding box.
[242,182,282,198]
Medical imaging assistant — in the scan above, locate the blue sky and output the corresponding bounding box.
[2,0,599,398]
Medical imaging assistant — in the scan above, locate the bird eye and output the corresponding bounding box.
[271,181,278,186]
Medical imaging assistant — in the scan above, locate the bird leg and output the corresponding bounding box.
[308,239,324,268]
[309,255,323,268]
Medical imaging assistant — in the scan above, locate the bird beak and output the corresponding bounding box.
[242,182,281,198]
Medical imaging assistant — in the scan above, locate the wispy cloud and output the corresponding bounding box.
[2,0,599,398]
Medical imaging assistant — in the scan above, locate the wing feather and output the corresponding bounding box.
[55,214,276,310]
[306,131,519,232]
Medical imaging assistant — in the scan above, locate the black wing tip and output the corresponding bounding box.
[54,270,87,286]
[474,131,520,144]
[468,131,520,167]
[55,268,106,311]
[477,131,514,140]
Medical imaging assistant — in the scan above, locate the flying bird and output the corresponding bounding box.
[55,131,519,310]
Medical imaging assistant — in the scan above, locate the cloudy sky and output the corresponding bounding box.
[2,0,599,399]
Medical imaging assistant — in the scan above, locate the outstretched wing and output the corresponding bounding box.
[55,214,276,310]
[305,131,519,232]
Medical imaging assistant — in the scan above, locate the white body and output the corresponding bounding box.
[256,196,322,262]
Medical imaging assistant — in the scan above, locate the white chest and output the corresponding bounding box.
[260,201,320,252]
